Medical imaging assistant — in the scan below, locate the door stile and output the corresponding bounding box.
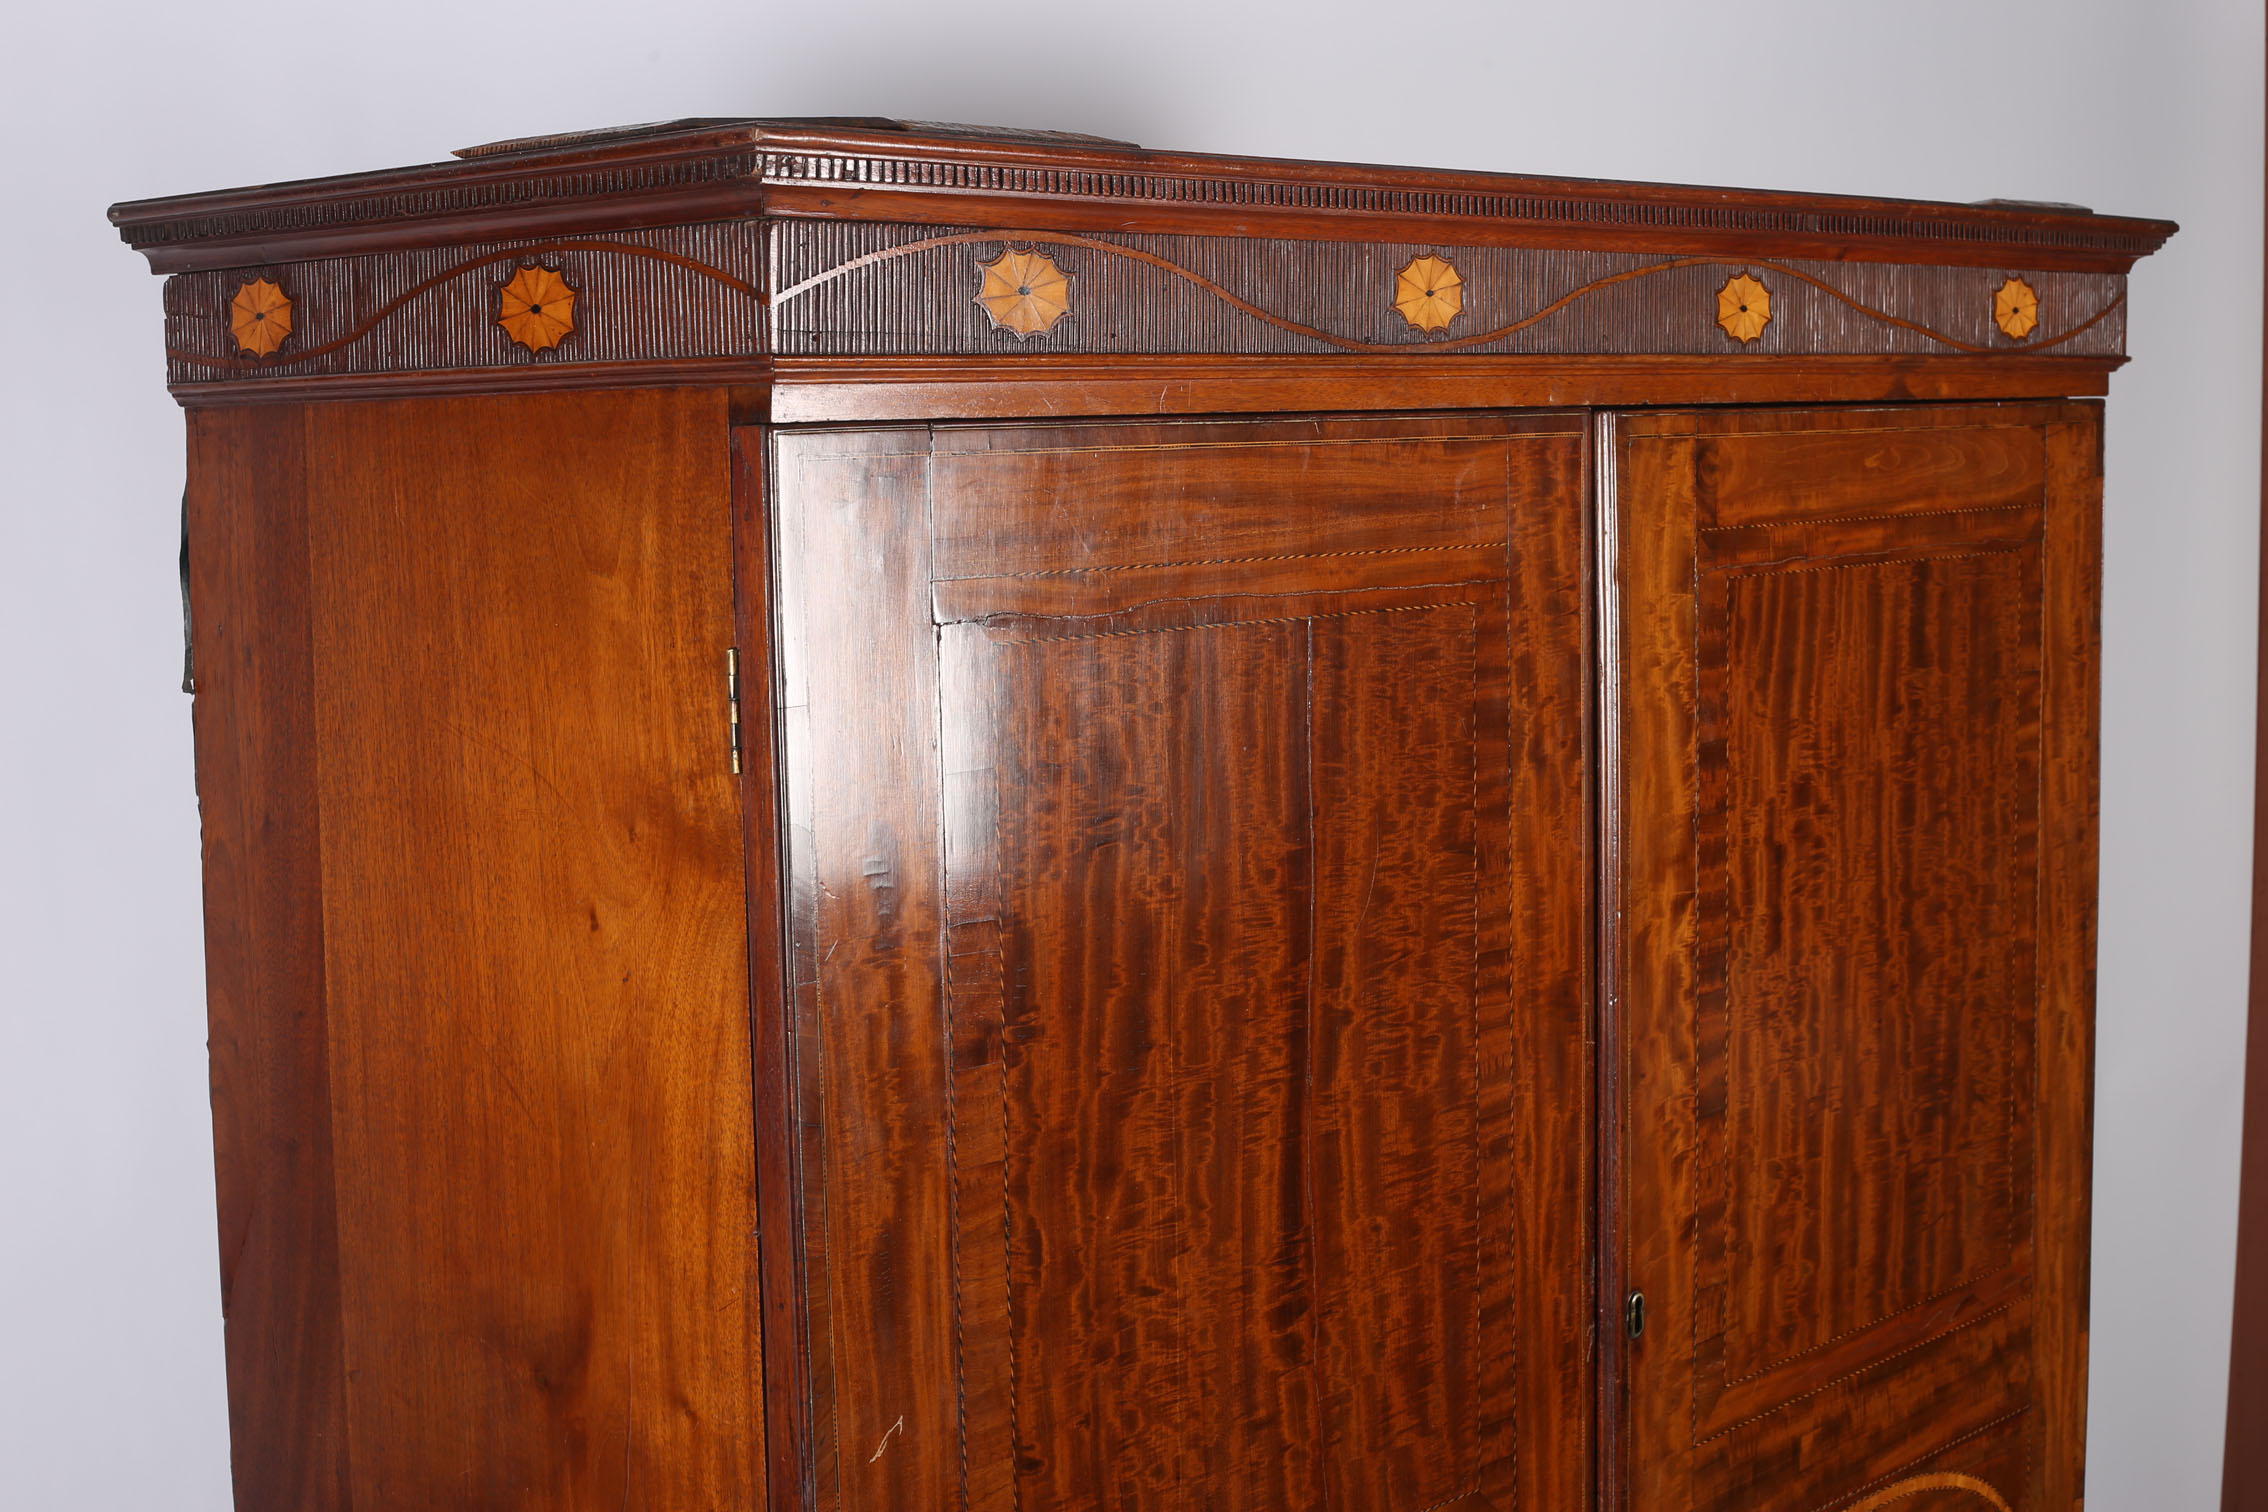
[1590,408,1627,1512]
[732,426,815,1512]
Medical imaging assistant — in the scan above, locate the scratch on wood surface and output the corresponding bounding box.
[867,1414,905,1462]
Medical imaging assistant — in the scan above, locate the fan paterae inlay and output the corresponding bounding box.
[1394,254,1464,333]
[229,277,293,357]
[1717,272,1772,343]
[975,249,1072,338]
[497,265,577,353]
[1995,276,2041,340]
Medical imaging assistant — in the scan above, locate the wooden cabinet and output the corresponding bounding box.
[112,120,2170,1512]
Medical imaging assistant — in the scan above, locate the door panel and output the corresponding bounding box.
[767,413,1592,1512]
[1606,404,2102,1512]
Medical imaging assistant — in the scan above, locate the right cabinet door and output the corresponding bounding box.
[1605,403,2103,1512]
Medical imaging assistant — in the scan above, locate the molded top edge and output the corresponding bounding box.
[106,118,2177,271]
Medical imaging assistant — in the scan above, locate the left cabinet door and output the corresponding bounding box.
[189,391,763,1512]
[761,412,1593,1512]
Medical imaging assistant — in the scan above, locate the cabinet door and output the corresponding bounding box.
[761,413,1592,1512]
[1604,404,2102,1512]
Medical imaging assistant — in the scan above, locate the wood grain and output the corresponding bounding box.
[1707,547,2038,1388]
[929,418,1518,579]
[161,353,2130,414]
[2032,413,2104,1512]
[733,429,815,1512]
[300,388,760,1510]
[766,354,2126,427]
[1695,420,2047,528]
[186,404,351,1512]
[771,428,959,1512]
[776,412,1590,1512]
[1609,403,2101,1512]
[1310,601,1496,1510]
[987,614,1322,1512]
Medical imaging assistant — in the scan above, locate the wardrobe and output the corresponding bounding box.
[109,118,2173,1512]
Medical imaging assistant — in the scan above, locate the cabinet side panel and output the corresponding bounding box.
[302,389,761,1511]
[2034,410,2103,1511]
[187,404,353,1512]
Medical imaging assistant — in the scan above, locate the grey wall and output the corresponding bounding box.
[0,1,2255,1506]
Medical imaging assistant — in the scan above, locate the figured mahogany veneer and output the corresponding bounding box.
[761,413,1590,1512]
[116,120,2165,1512]
[1605,403,2103,1512]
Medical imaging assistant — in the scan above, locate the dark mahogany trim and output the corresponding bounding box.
[111,120,2175,276]
[762,354,2122,425]
[2219,47,2268,1510]
[165,353,2121,416]
[758,188,2165,276]
[732,430,816,1512]
[169,358,774,407]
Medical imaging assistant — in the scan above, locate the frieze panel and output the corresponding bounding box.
[768,222,2127,360]
[162,223,763,386]
[158,217,2128,392]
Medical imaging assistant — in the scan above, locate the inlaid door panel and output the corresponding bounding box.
[764,414,1592,1512]
[1605,404,2102,1512]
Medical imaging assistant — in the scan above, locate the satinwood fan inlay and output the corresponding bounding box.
[228,277,292,356]
[1393,254,1464,332]
[975,248,1071,337]
[496,265,576,352]
[1717,271,1771,343]
[1995,277,2041,340]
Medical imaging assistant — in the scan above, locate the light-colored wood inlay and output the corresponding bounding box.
[1717,272,1771,343]
[1994,277,2040,340]
[496,264,577,352]
[1845,1471,2013,1512]
[1393,253,1464,332]
[229,277,293,356]
[976,249,1072,337]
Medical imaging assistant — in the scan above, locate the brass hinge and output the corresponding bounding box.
[726,648,743,775]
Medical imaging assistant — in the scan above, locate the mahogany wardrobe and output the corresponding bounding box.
[110,119,2173,1512]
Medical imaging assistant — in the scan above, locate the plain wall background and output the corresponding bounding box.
[0,1,2257,1506]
